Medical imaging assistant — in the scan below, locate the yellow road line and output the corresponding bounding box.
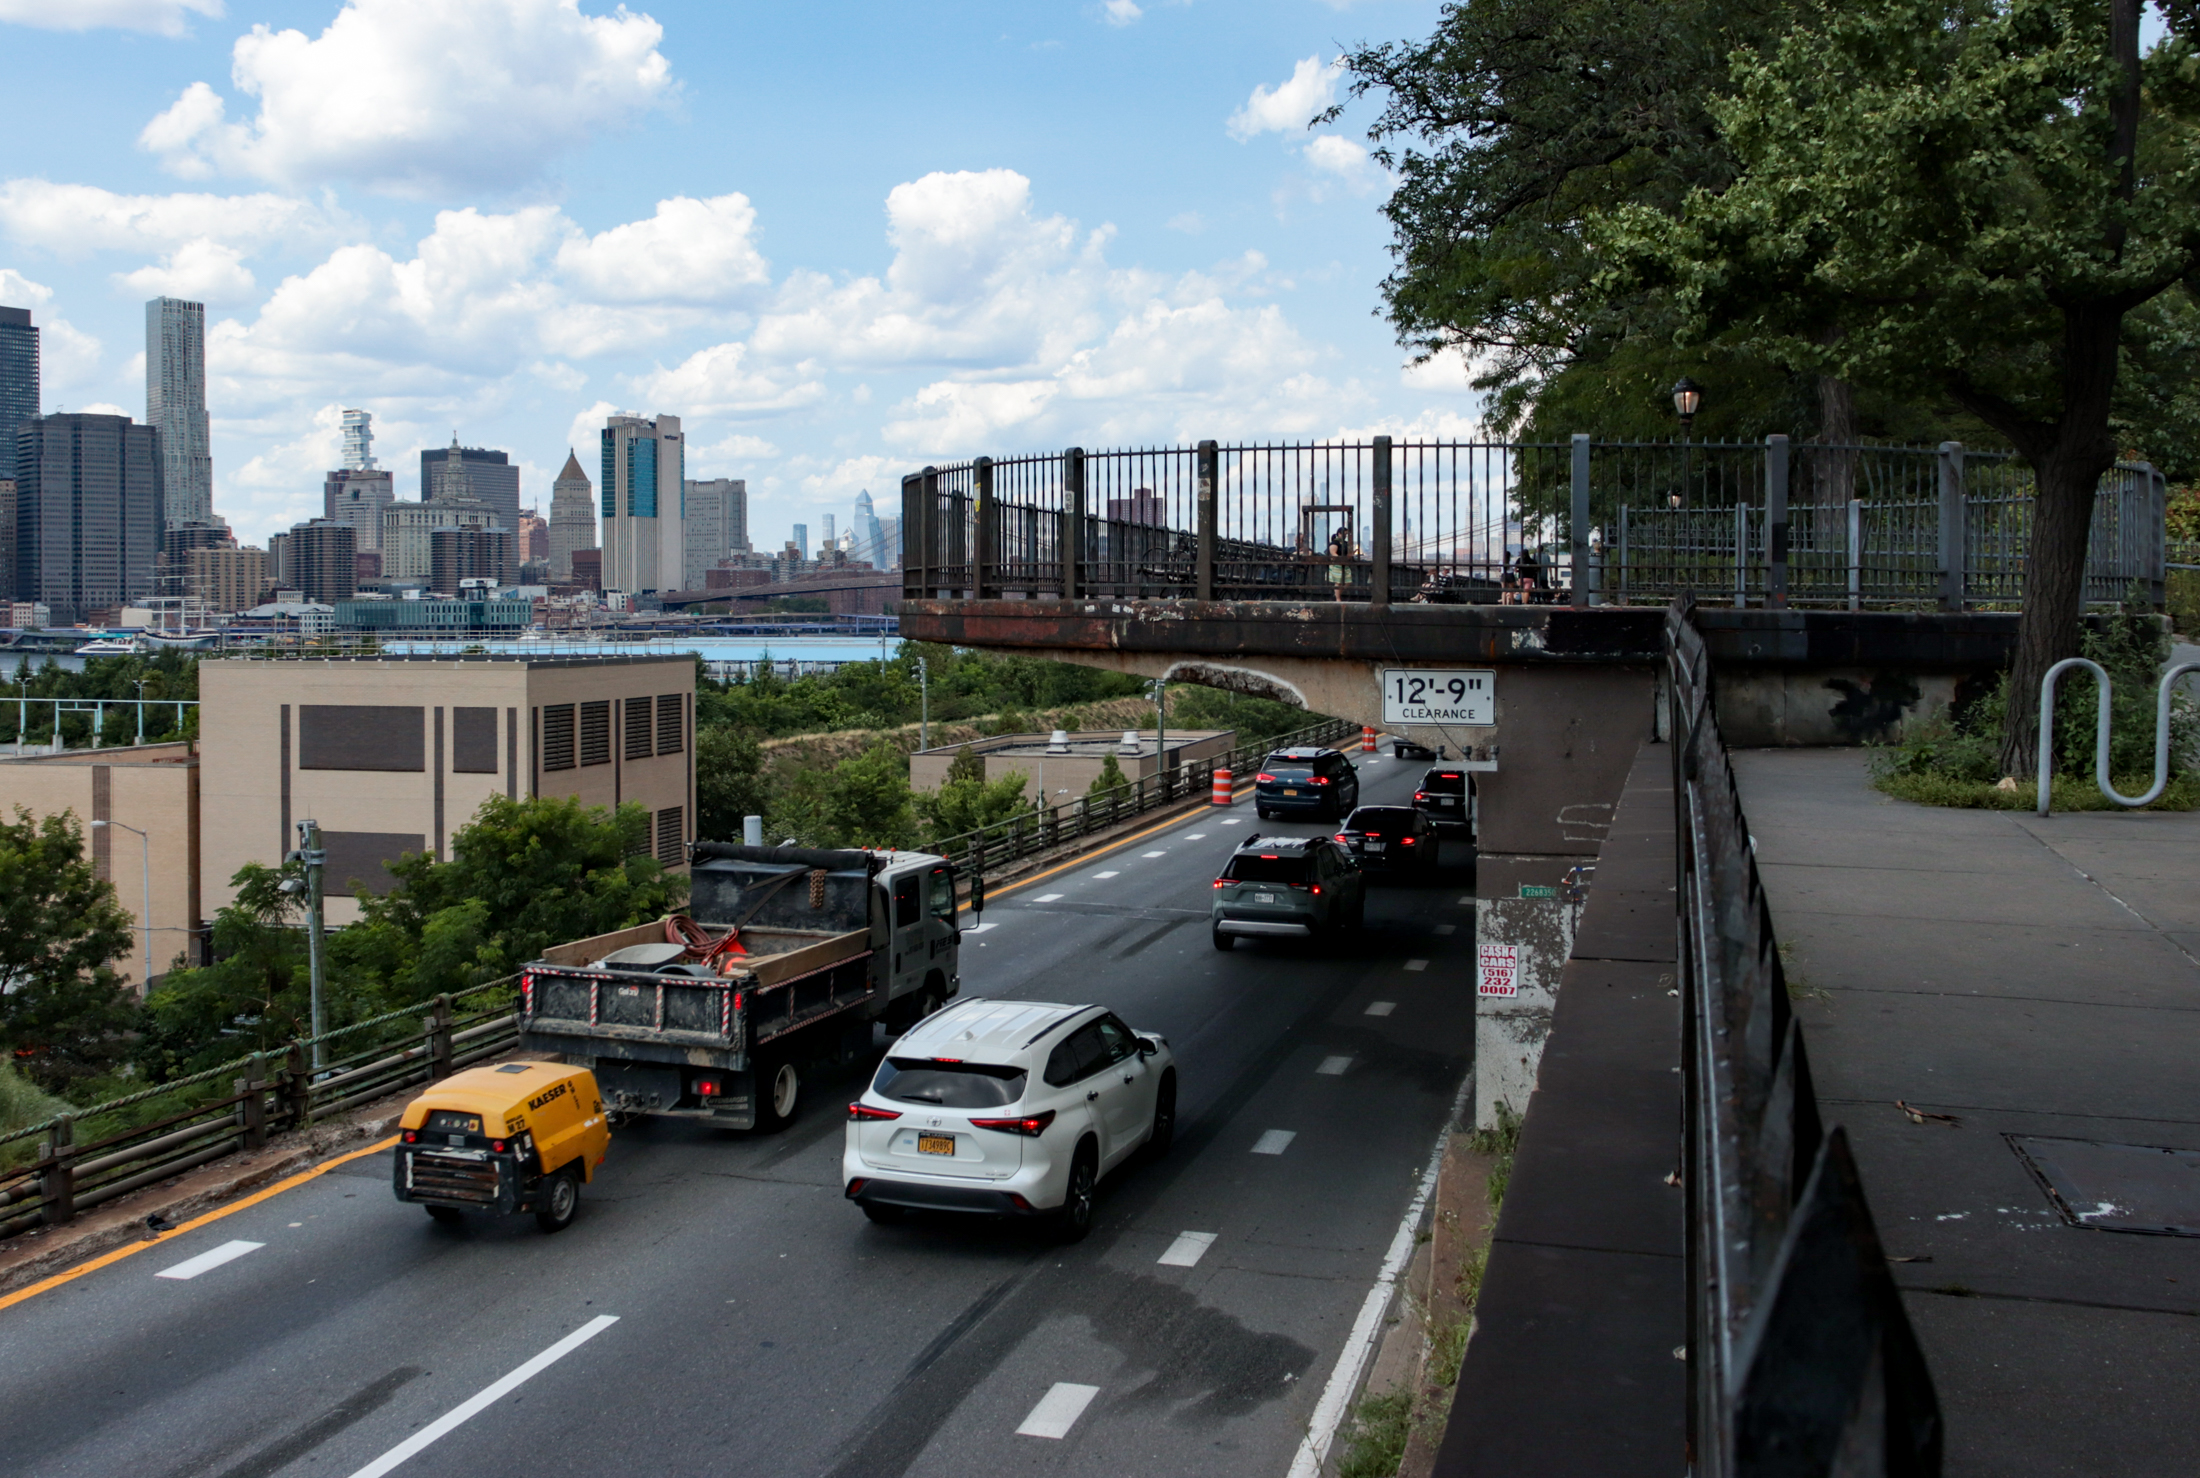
[0,1133,400,1314]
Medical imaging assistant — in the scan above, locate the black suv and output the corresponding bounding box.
[1254,747,1360,821]
[1413,767,1473,836]
[1336,805,1441,876]
[1212,834,1365,948]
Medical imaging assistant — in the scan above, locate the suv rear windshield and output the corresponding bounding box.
[1261,764,1315,780]
[872,1058,1027,1108]
[1348,808,1419,835]
[1225,853,1310,883]
[1421,771,1466,795]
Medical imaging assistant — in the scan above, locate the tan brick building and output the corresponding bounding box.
[199,655,695,923]
[187,546,270,615]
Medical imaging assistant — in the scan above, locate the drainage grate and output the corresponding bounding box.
[2008,1135,2200,1237]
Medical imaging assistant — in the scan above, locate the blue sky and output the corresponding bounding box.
[0,0,1475,549]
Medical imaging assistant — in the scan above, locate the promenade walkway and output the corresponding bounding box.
[1732,748,2200,1477]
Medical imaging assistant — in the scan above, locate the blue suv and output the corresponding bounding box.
[1254,747,1360,822]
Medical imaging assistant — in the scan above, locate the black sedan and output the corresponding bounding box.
[1335,805,1441,876]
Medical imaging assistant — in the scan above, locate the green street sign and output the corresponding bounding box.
[1519,884,1558,899]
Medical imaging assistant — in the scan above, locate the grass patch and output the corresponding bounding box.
[1872,769,2200,811]
[0,1061,70,1136]
[1778,940,1831,1005]
[1336,1391,1415,1478]
[1467,1102,1523,1213]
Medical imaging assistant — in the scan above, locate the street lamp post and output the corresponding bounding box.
[284,819,328,1070]
[1671,377,1703,510]
[89,819,151,989]
[917,656,930,750]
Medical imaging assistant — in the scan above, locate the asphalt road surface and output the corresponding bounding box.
[3,753,1477,1478]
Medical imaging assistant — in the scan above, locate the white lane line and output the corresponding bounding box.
[1251,1129,1297,1155]
[1365,1001,1396,1017]
[1287,1074,1473,1478]
[1093,870,1120,879]
[1457,895,1473,906]
[1016,1382,1101,1439]
[1185,832,1207,840]
[1033,893,1063,903]
[1433,924,1456,936]
[1158,1230,1218,1268]
[344,1316,619,1478]
[1403,959,1429,972]
[966,921,999,934]
[1316,1055,1352,1076]
[1142,850,1168,858]
[155,1240,263,1280]
[1219,818,1243,825]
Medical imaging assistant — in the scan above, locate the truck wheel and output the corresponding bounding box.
[534,1166,580,1233]
[756,1059,801,1133]
[426,1205,464,1225]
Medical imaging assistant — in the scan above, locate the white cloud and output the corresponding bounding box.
[0,0,221,36]
[0,269,103,396]
[0,267,53,309]
[624,341,823,418]
[77,401,131,417]
[0,179,341,257]
[1300,134,1387,197]
[118,239,256,303]
[1227,55,1340,141]
[139,0,674,197]
[556,195,770,305]
[1102,0,1141,25]
[565,400,620,456]
[1166,211,1205,235]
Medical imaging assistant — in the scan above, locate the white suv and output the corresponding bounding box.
[843,998,1177,1241]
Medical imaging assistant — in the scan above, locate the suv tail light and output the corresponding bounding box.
[1414,791,1428,801]
[1212,878,1226,889]
[970,1110,1057,1137]
[1309,775,1330,786]
[1400,837,1417,846]
[1256,772,1276,783]
[848,1102,902,1121]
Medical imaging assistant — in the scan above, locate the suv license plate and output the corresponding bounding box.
[1282,788,1299,796]
[1255,892,1277,903]
[917,1134,955,1156]
[1366,841,1385,853]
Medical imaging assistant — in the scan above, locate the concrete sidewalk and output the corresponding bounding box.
[1732,748,2200,1478]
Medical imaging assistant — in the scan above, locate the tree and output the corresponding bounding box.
[1087,752,1129,797]
[139,861,313,1078]
[695,724,772,842]
[1594,0,2199,770]
[0,809,138,1088]
[770,743,919,850]
[918,759,1036,841]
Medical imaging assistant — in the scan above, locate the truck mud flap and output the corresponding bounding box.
[594,1060,684,1113]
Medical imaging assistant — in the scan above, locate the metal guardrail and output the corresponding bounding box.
[922,716,1362,875]
[903,438,2166,612]
[1667,598,1941,1473]
[0,980,520,1239]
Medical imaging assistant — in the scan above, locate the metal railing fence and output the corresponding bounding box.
[0,979,521,1239]
[904,438,2166,612]
[925,716,1360,874]
[1668,598,1941,1473]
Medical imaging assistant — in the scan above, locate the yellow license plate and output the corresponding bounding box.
[1283,789,1299,796]
[917,1133,955,1156]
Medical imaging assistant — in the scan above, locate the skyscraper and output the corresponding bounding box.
[340,408,376,470]
[324,468,395,550]
[146,297,212,526]
[14,413,163,623]
[792,523,808,561]
[600,414,684,593]
[0,306,36,487]
[548,449,595,581]
[420,438,520,531]
[682,477,745,587]
[852,489,886,568]
[284,518,357,604]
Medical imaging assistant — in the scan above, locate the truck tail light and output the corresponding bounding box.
[697,1079,719,1096]
[491,1139,506,1153]
[849,1102,902,1121]
[401,1130,417,1144]
[970,1110,1056,1137]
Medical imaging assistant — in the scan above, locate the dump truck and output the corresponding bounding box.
[517,844,963,1132]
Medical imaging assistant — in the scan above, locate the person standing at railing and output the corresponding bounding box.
[1327,525,1358,600]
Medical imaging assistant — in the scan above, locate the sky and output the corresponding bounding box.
[0,0,1476,551]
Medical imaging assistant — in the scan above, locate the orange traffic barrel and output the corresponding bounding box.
[1212,768,1234,805]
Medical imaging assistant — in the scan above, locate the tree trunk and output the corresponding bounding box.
[1812,374,1859,506]
[1998,445,2109,777]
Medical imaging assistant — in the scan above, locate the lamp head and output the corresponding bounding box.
[90,819,107,828]
[1671,377,1703,422]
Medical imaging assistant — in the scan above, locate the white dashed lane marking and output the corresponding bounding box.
[1142,851,1167,858]
[1252,1129,1297,1156]
[1185,832,1207,840]
[1158,1230,1218,1268]
[1016,1383,1101,1440]
[1365,1001,1396,1017]
[1093,871,1120,879]
[966,921,998,934]
[1316,1055,1352,1076]
[1219,818,1243,825]
[1033,894,1063,903]
[1433,924,1456,936]
[1456,896,1473,906]
[156,1240,263,1280]
[1404,959,1428,972]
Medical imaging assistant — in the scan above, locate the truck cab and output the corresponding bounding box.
[874,851,962,1026]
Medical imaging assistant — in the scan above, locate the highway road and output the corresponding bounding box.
[1,752,1477,1478]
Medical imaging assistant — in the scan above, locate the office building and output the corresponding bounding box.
[570,549,602,590]
[0,306,35,486]
[13,413,162,624]
[517,508,547,563]
[421,438,520,531]
[340,408,376,471]
[600,413,683,593]
[381,499,496,581]
[549,450,595,580]
[286,518,357,604]
[325,468,394,550]
[852,489,887,568]
[0,478,12,603]
[187,545,269,615]
[429,525,515,594]
[792,523,808,561]
[681,477,745,588]
[146,297,213,526]
[267,531,290,589]
[154,517,234,600]
[198,655,698,921]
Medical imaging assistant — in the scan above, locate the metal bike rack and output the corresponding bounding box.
[2036,658,2200,815]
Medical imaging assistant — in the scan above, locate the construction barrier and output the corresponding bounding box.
[1361,726,1377,752]
[1212,768,1233,805]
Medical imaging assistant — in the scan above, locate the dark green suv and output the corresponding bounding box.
[1211,835,1365,949]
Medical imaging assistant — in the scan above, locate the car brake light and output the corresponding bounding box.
[1213,879,1226,888]
[933,1056,962,1064]
[1310,884,1322,895]
[846,1178,867,1196]
[1401,837,1416,845]
[1256,772,1276,783]
[1414,791,1427,801]
[697,1079,719,1096]
[970,1110,1057,1137]
[491,1140,506,1153]
[402,1129,417,1143]
[1309,776,1329,785]
[849,1102,903,1121]
[1334,834,1350,844]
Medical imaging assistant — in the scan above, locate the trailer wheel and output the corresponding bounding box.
[756,1059,801,1133]
[534,1166,580,1233]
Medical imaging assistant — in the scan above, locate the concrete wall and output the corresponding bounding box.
[1714,666,1969,747]
[911,729,1234,805]
[0,743,199,993]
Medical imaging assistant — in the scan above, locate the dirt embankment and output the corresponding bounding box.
[758,695,1165,769]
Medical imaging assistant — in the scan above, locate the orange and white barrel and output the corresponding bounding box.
[1361,726,1377,753]
[1212,768,1234,805]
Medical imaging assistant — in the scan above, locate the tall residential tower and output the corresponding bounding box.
[600,414,683,593]
[146,297,212,526]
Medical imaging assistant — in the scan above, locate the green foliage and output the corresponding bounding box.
[1336,1392,1415,1478]
[1467,1101,1524,1213]
[137,860,315,1078]
[695,724,772,842]
[2170,569,2200,634]
[943,745,986,788]
[752,595,831,613]
[0,1057,71,1131]
[0,650,200,748]
[1087,752,1128,797]
[769,742,919,850]
[1167,685,1314,751]
[694,644,1143,740]
[0,808,138,1089]
[918,765,1036,843]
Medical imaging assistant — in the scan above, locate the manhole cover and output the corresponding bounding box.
[2009,1135,2200,1236]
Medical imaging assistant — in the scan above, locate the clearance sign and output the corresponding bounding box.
[1379,669,1495,728]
